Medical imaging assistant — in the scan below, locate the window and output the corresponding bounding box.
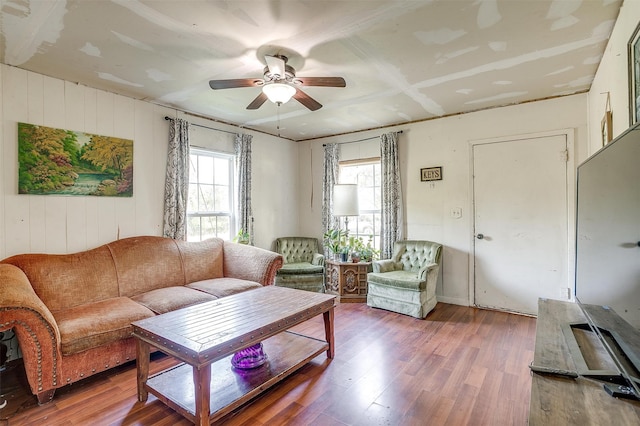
[339,158,381,249]
[187,149,234,241]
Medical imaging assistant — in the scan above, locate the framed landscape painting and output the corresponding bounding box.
[18,122,133,196]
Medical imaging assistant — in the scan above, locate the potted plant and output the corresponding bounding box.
[358,236,380,262]
[233,228,250,244]
[339,244,350,262]
[323,228,348,261]
[349,236,365,262]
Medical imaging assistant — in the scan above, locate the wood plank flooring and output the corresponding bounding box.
[2,302,536,425]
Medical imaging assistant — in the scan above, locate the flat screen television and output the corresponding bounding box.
[575,123,640,398]
[575,123,640,327]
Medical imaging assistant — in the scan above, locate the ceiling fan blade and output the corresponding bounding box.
[265,55,286,78]
[295,77,346,87]
[293,89,322,111]
[246,92,268,110]
[209,79,262,90]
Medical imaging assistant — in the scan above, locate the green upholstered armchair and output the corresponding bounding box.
[367,240,442,318]
[274,237,325,293]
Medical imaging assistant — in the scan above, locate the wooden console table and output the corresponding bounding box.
[529,298,640,425]
[132,286,336,425]
[325,259,371,302]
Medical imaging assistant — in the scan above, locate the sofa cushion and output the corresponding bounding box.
[130,286,217,315]
[54,297,155,356]
[176,238,224,283]
[108,236,186,297]
[187,277,261,298]
[277,262,324,275]
[367,270,424,290]
[1,245,120,312]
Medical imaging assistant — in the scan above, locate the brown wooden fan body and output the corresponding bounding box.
[208,55,345,110]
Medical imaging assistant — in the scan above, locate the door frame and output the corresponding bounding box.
[467,128,576,311]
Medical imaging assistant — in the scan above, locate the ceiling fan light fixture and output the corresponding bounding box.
[262,82,296,104]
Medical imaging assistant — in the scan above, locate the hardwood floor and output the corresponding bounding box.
[2,302,536,425]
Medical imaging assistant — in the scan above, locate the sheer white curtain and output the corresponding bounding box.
[380,131,403,259]
[235,133,253,244]
[163,118,190,240]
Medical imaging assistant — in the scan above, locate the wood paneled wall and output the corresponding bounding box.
[0,63,302,261]
[0,64,172,258]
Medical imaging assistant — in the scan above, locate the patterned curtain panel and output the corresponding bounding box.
[380,131,403,259]
[162,118,190,240]
[322,143,340,254]
[235,133,253,244]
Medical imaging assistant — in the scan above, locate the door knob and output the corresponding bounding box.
[476,234,484,240]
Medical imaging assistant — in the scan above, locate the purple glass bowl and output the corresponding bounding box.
[231,343,268,369]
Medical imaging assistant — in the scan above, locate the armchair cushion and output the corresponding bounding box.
[396,241,441,273]
[275,237,324,265]
[367,270,424,290]
[278,262,324,275]
[373,259,400,273]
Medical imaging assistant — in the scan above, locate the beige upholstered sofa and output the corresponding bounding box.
[274,237,324,293]
[0,236,283,403]
[367,240,442,319]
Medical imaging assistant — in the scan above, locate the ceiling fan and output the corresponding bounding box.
[208,55,346,111]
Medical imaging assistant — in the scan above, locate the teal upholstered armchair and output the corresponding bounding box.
[367,240,442,318]
[274,237,325,293]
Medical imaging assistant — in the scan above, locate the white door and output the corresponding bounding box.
[473,135,568,315]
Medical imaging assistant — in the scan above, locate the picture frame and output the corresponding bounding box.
[420,166,442,182]
[628,22,640,125]
[601,110,612,146]
[18,122,134,196]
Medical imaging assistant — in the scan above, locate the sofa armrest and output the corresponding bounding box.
[417,262,438,281]
[312,253,324,266]
[0,264,62,403]
[222,242,284,286]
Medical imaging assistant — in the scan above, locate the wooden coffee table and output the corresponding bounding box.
[132,286,336,425]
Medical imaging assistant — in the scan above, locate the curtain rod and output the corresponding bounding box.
[323,130,403,146]
[164,116,237,136]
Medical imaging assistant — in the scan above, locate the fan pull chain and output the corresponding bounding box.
[276,103,281,137]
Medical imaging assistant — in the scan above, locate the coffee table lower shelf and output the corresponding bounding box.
[145,331,328,424]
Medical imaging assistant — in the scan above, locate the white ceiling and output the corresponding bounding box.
[0,0,623,141]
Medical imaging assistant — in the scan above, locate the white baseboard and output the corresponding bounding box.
[436,295,469,306]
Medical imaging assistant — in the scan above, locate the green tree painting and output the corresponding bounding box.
[18,122,133,196]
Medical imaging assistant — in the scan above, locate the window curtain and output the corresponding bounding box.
[235,133,253,244]
[162,117,190,240]
[380,131,403,259]
[322,143,340,253]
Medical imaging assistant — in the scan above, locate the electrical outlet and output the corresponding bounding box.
[451,207,462,219]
